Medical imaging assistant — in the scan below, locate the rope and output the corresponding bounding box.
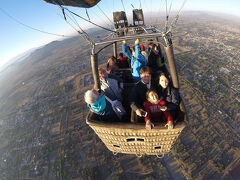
[49,3,90,43]
[168,0,188,32]
[85,8,91,21]
[57,6,92,43]
[0,7,71,38]
[64,8,116,33]
[113,0,115,13]
[50,0,93,43]
[48,4,80,32]
[177,0,188,15]
[164,0,169,32]
[156,0,163,23]
[89,8,111,29]
[96,5,114,25]
[150,0,153,25]
[168,0,173,17]
[121,0,126,13]
[67,9,87,34]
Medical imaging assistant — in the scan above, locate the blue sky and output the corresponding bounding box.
[0,0,240,68]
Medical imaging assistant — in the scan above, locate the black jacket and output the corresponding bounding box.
[129,81,151,111]
[147,45,165,73]
[161,86,180,111]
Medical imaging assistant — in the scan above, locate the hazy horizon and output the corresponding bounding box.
[1,10,239,71]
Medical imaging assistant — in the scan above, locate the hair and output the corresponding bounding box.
[139,66,151,75]
[148,42,154,47]
[107,56,117,69]
[152,44,157,50]
[158,72,173,88]
[146,89,157,99]
[84,89,98,105]
[119,52,123,57]
[159,72,169,81]
[98,67,106,73]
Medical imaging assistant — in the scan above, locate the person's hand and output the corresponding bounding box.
[136,109,142,116]
[165,121,173,129]
[146,120,154,130]
[160,106,167,111]
[122,40,126,44]
[135,39,139,44]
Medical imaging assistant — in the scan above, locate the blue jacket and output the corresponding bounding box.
[88,95,119,121]
[122,44,147,80]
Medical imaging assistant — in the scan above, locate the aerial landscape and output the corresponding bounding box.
[0,11,239,180]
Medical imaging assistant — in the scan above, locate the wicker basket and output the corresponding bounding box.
[86,112,186,157]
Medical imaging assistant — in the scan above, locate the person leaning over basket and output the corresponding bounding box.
[144,89,173,130]
[84,89,119,121]
[122,39,147,82]
[98,67,122,101]
[106,56,119,73]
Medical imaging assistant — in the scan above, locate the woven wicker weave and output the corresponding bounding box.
[87,112,186,156]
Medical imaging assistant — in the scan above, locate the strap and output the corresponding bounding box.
[104,95,113,104]
[100,79,118,99]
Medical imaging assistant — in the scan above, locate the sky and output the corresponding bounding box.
[0,0,240,68]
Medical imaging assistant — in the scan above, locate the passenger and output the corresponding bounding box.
[122,39,147,82]
[157,73,180,119]
[147,42,154,55]
[106,56,119,73]
[148,43,168,76]
[84,89,119,121]
[140,44,149,63]
[98,68,122,101]
[117,52,129,68]
[129,66,153,122]
[144,89,173,130]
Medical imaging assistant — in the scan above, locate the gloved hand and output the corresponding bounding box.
[135,39,139,44]
[122,40,126,44]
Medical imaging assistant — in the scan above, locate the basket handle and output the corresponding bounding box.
[156,154,165,158]
[136,154,143,158]
[113,151,118,155]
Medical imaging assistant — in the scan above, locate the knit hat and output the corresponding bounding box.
[140,44,145,51]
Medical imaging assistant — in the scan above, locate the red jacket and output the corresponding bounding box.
[144,100,172,123]
[118,57,128,61]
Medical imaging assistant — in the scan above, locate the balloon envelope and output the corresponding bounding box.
[43,0,100,8]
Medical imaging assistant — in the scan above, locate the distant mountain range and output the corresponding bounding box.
[0,27,107,74]
[0,47,39,73]
[1,11,238,74]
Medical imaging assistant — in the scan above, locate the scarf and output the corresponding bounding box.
[90,94,106,112]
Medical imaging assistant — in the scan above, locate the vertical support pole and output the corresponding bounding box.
[164,44,179,89]
[165,43,187,119]
[164,34,188,121]
[113,42,117,58]
[91,45,100,90]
